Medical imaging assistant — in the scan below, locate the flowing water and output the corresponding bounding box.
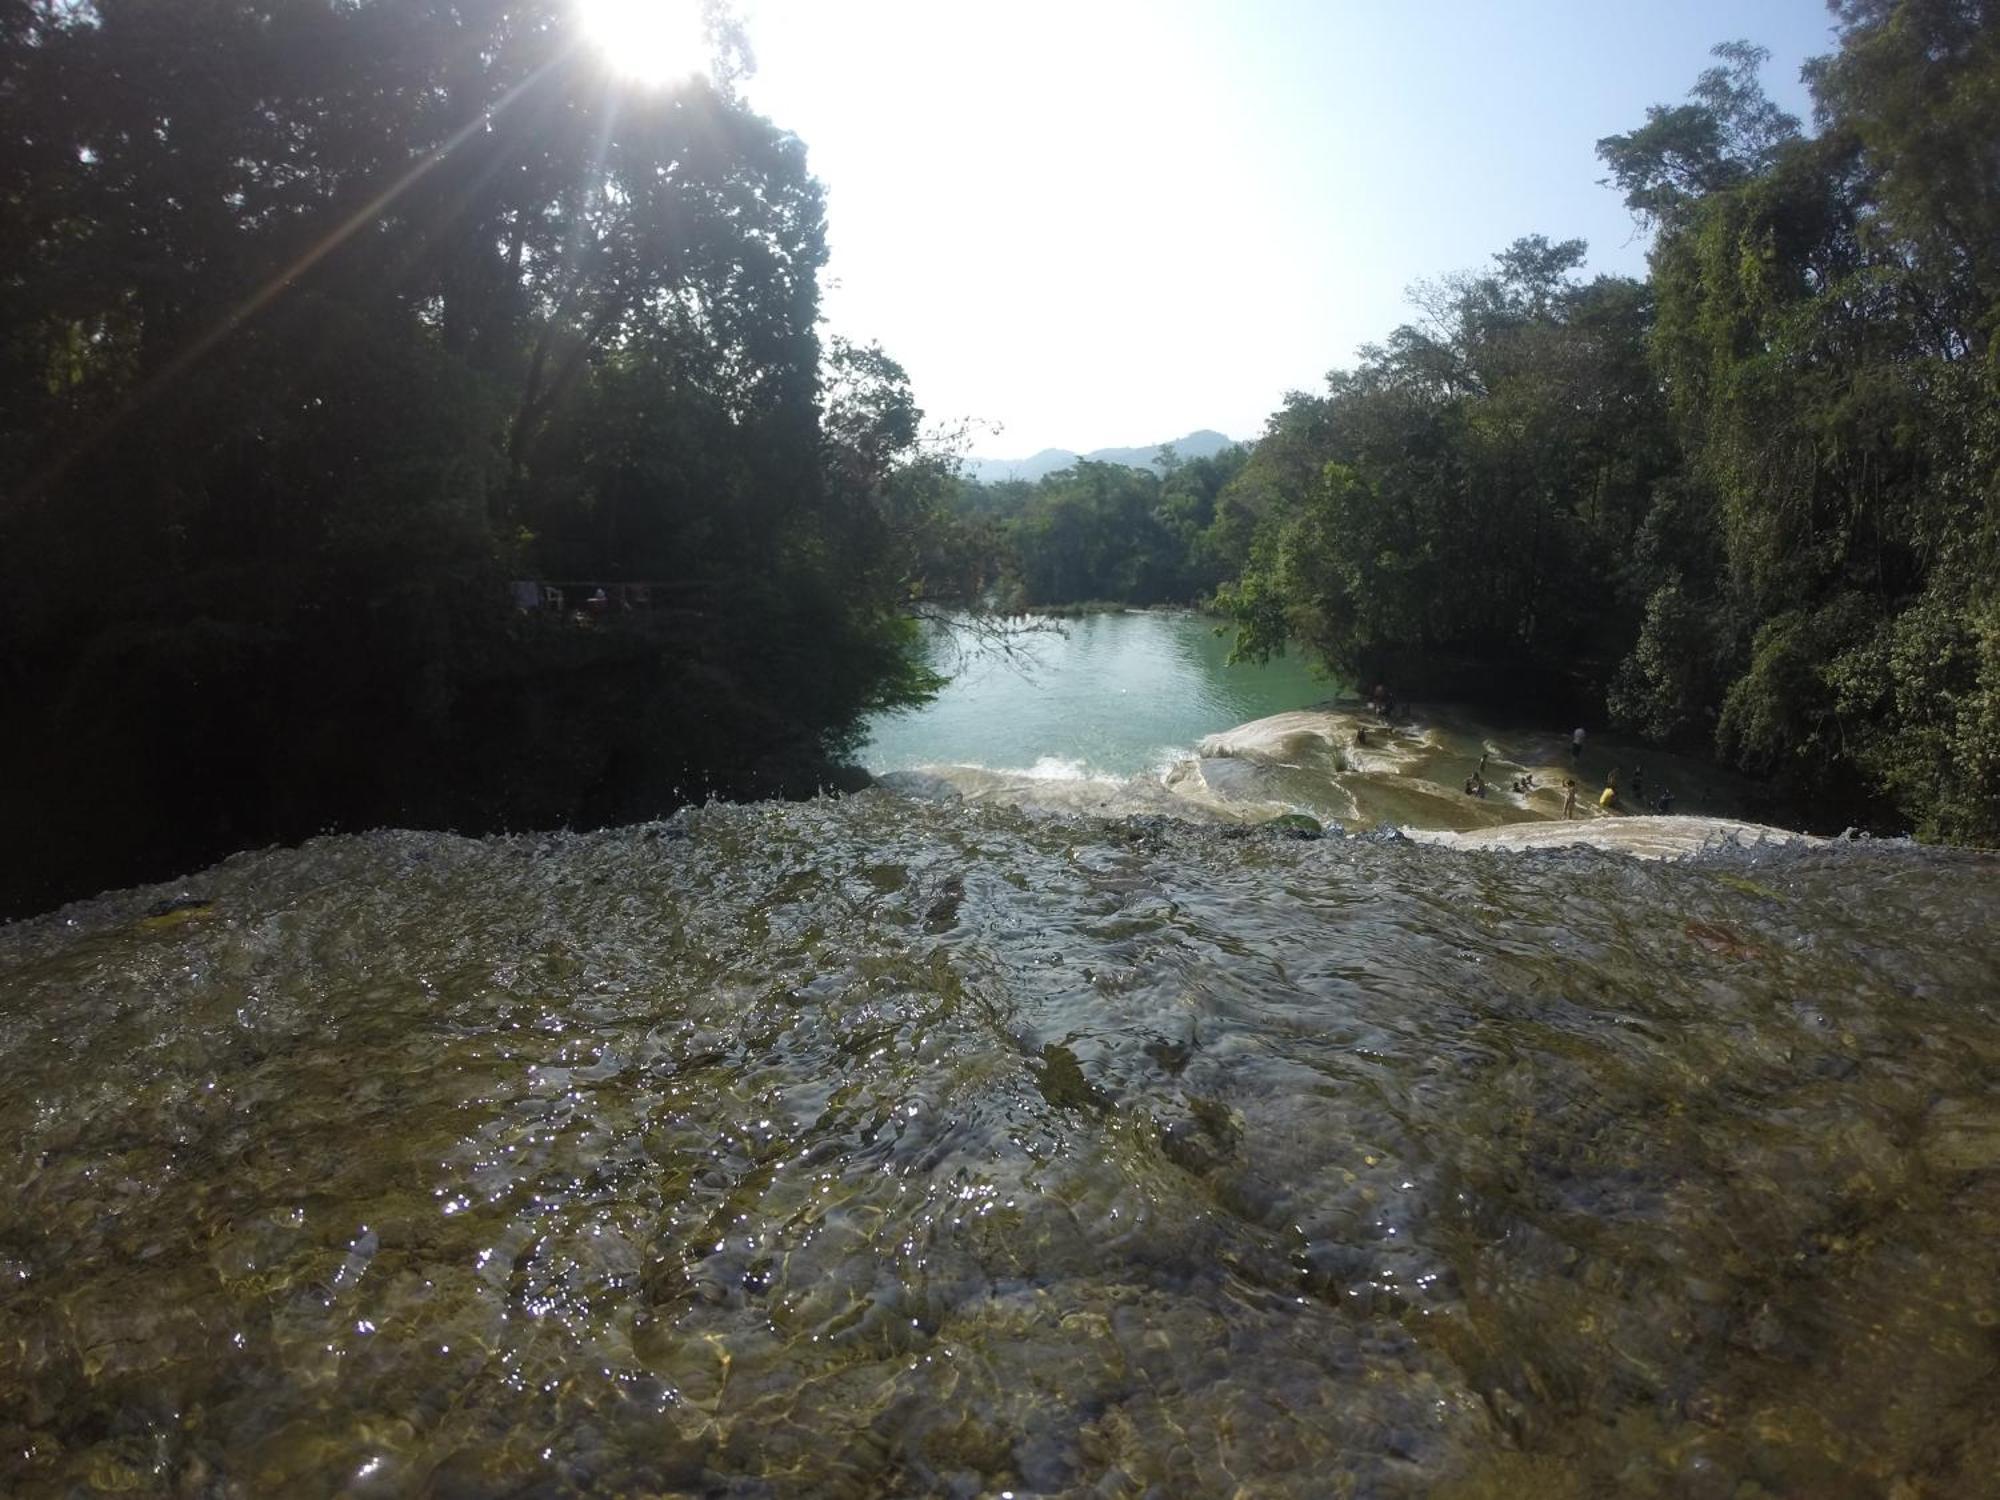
[862,612,1753,832]
[2,793,1997,1498]
[860,612,1330,781]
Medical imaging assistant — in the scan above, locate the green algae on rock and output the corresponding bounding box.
[1,799,1996,1498]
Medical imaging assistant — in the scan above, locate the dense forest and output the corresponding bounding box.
[0,1,968,916]
[945,445,1252,609]
[942,5,2000,843]
[2,2,1995,920]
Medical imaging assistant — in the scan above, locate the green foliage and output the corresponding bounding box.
[936,445,1252,609]
[1596,42,1802,223]
[1010,461,1176,605]
[1216,239,1676,703]
[1607,581,1724,742]
[0,0,945,914]
[1203,5,1999,841]
[1630,2,2000,837]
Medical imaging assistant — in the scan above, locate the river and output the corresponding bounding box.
[1,620,1997,1498]
[862,611,1752,831]
[860,611,1330,780]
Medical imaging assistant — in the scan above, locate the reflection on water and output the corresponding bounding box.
[863,614,1758,835]
[2,798,1996,1497]
[860,611,1330,778]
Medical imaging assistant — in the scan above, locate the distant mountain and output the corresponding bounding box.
[965,428,1237,485]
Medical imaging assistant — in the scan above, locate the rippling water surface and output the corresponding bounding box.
[2,797,1997,1498]
[859,611,1328,778]
[861,612,1757,834]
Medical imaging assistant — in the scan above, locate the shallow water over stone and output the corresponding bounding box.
[861,614,1757,835]
[1,797,1997,1497]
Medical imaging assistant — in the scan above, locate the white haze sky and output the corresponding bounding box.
[731,1,1837,457]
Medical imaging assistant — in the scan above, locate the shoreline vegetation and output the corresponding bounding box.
[3,3,1995,920]
[0,8,954,920]
[870,670,1794,847]
[935,19,2000,851]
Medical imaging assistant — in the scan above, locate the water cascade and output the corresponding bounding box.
[2,786,1995,1497]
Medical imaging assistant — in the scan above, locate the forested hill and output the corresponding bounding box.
[937,10,2000,844]
[0,2,970,918]
[967,429,1235,484]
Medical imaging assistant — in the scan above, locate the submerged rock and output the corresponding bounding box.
[136,896,215,931]
[1031,1042,1113,1113]
[922,874,966,933]
[874,769,965,803]
[1256,812,1324,838]
[2,796,1990,1500]
[823,763,874,795]
[1157,1095,1244,1174]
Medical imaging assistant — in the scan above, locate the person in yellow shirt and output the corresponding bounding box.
[1598,769,1620,811]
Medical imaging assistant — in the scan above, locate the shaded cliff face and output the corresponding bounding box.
[2,797,1996,1498]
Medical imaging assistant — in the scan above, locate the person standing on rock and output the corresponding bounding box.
[1563,779,1579,819]
[1571,726,1586,763]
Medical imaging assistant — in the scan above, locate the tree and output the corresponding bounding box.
[1212,7,1999,841]
[1611,2,2000,836]
[0,0,945,914]
[1597,41,1802,224]
[1218,238,1673,705]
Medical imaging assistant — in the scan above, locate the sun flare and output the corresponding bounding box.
[575,0,708,86]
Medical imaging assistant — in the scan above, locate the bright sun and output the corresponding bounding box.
[576,0,708,86]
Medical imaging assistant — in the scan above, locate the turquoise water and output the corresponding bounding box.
[861,611,1763,833]
[860,612,1331,776]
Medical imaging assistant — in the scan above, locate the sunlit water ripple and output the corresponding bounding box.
[2,794,1997,1497]
[859,611,1329,781]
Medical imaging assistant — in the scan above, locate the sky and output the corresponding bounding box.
[728,1,1840,458]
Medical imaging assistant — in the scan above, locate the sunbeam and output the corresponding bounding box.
[576,0,708,86]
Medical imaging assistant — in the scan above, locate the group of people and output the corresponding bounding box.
[1462,750,1490,799]
[1358,697,1685,821]
[1595,765,1676,816]
[508,581,654,619]
[1458,752,1542,801]
[1460,729,1679,820]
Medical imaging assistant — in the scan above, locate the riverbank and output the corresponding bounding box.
[1196,699,1767,828]
[872,692,1785,847]
[861,611,1796,842]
